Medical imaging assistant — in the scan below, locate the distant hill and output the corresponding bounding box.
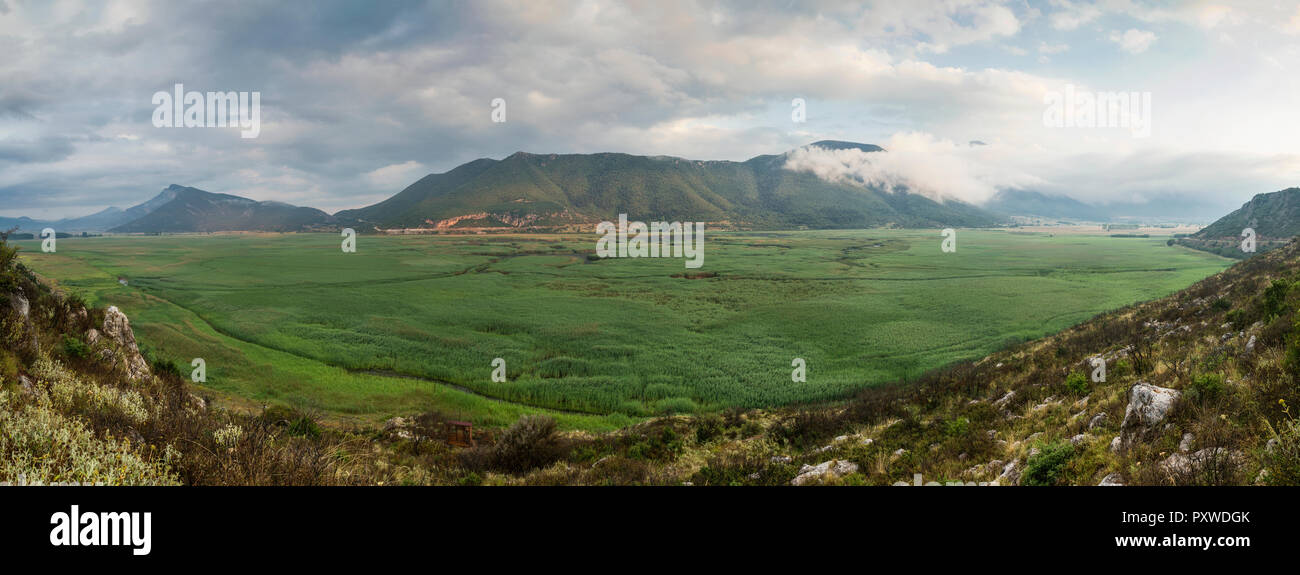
[109,185,335,233]
[1176,187,1300,258]
[1,188,180,234]
[336,141,1004,231]
[1194,188,1300,240]
[985,189,1112,222]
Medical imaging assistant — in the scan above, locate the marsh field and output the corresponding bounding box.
[16,229,1231,431]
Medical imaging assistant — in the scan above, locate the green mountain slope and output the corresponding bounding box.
[336,142,1005,230]
[1177,187,1300,258]
[110,185,335,233]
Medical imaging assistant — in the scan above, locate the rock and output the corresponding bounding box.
[1088,412,1108,431]
[1110,436,1122,453]
[833,435,849,442]
[790,459,859,486]
[1098,473,1124,486]
[10,291,29,320]
[100,306,151,381]
[996,459,1021,485]
[1072,396,1089,409]
[383,416,408,431]
[1179,433,1195,453]
[893,448,908,457]
[1245,335,1257,354]
[1255,469,1270,485]
[770,455,792,464]
[1028,447,1040,458]
[85,328,101,346]
[16,374,36,397]
[1119,382,1181,450]
[1069,434,1091,446]
[1162,448,1241,476]
[992,391,1016,408]
[1266,438,1278,454]
[860,438,874,446]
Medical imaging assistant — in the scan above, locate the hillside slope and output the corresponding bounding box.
[336,141,1004,231]
[1176,188,1300,258]
[6,230,1298,486]
[110,185,336,233]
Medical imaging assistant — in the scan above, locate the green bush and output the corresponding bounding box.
[61,336,87,359]
[1021,441,1075,486]
[1186,373,1225,403]
[944,417,970,437]
[1064,371,1089,395]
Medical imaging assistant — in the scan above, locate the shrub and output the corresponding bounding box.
[61,336,87,359]
[1186,373,1225,403]
[488,415,560,473]
[1064,371,1089,395]
[1021,441,1075,486]
[944,417,970,437]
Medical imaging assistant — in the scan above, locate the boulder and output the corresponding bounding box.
[1119,382,1181,450]
[101,306,151,381]
[1098,473,1124,486]
[10,290,29,320]
[1179,433,1195,453]
[1088,412,1108,431]
[790,460,859,486]
[992,390,1016,408]
[1162,448,1241,476]
[996,459,1021,485]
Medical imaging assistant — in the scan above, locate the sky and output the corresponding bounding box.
[1,0,1299,220]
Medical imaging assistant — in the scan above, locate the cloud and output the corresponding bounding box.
[783,134,1041,205]
[0,0,1297,222]
[1110,28,1158,54]
[364,161,429,191]
[1048,0,1101,30]
[1038,42,1069,55]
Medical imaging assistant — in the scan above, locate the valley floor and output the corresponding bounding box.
[15,229,1230,431]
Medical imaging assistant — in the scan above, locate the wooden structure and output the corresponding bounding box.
[446,421,475,448]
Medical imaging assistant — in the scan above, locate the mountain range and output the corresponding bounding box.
[3,142,1008,234]
[3,142,1292,236]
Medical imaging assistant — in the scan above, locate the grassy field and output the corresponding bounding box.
[16,229,1231,430]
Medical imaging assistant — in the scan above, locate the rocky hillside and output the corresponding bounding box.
[4,228,1299,486]
[1175,187,1300,258]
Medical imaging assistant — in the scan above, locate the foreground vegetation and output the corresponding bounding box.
[5,231,1299,484]
[16,230,1228,429]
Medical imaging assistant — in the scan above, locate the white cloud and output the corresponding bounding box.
[364,161,429,191]
[1038,42,1070,54]
[1110,28,1158,54]
[1048,0,1101,30]
[783,133,1041,205]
